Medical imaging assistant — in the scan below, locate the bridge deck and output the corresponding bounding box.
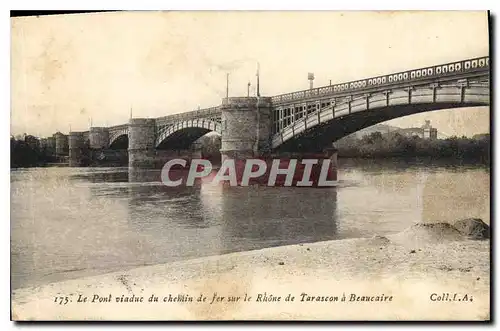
[86,56,490,148]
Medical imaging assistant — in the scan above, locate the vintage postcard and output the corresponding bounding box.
[10,11,490,321]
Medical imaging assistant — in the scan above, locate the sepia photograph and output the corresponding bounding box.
[10,10,490,321]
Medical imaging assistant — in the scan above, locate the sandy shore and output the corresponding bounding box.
[12,223,490,321]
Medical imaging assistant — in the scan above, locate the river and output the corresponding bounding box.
[10,158,490,290]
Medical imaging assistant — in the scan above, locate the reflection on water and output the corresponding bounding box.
[11,159,489,290]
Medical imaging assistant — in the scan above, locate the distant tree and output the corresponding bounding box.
[195,133,221,161]
[11,135,56,168]
[336,131,489,163]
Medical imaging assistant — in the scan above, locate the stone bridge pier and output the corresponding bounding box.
[89,127,110,149]
[220,96,273,162]
[68,131,85,167]
[128,118,157,168]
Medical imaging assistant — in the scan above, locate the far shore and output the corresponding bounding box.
[12,222,490,321]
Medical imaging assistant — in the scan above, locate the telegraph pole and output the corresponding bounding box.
[256,62,260,97]
[247,82,251,97]
[226,73,229,99]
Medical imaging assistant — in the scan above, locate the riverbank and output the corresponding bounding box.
[11,221,490,321]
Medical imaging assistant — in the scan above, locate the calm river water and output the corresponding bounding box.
[11,159,490,290]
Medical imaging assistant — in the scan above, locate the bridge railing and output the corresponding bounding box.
[271,56,489,104]
[108,124,128,131]
[156,106,221,125]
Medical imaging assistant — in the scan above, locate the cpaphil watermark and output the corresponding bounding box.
[160,158,337,187]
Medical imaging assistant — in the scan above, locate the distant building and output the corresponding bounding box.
[336,120,439,144]
[39,138,48,149]
[422,120,438,140]
[386,120,438,139]
[46,136,56,154]
[393,128,425,138]
[53,132,69,155]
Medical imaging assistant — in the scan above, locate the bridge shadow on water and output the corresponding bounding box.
[92,167,341,261]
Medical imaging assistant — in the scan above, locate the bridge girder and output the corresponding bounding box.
[271,78,489,152]
[155,119,222,149]
[108,128,129,147]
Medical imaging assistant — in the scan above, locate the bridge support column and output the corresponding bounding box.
[322,146,338,181]
[69,132,85,167]
[89,127,110,149]
[128,118,156,168]
[191,141,203,159]
[220,97,273,162]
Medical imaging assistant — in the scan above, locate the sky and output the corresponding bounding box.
[11,11,490,137]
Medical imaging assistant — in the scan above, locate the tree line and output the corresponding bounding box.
[11,131,490,168]
[336,132,490,163]
[10,135,58,168]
